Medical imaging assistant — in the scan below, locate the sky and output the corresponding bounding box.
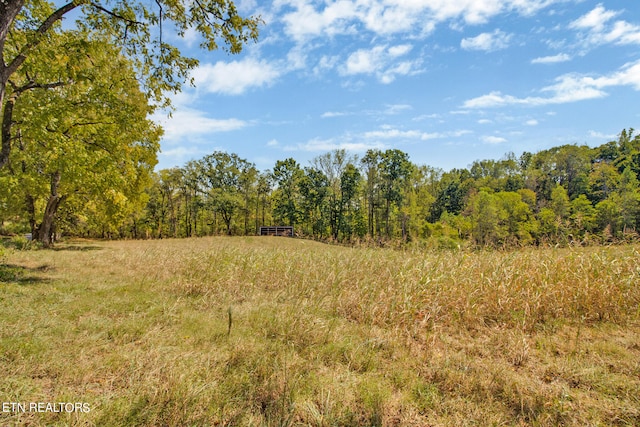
[151,0,640,173]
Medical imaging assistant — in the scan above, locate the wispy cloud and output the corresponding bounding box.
[463,59,640,108]
[276,0,561,41]
[321,111,349,118]
[461,29,512,52]
[192,58,282,95]
[364,127,471,141]
[152,108,248,143]
[284,126,471,153]
[587,130,616,140]
[481,135,508,144]
[570,4,619,32]
[287,137,386,153]
[384,104,412,115]
[341,44,422,83]
[531,53,571,64]
[364,129,437,140]
[570,4,640,49]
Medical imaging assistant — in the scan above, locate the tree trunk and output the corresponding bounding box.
[37,171,64,248]
[0,0,25,142]
[1,83,14,169]
[25,194,36,236]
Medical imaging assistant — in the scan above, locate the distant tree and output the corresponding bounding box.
[361,149,382,238]
[469,191,501,246]
[569,194,596,237]
[272,158,303,227]
[298,167,329,238]
[595,199,622,239]
[311,149,356,240]
[429,169,471,222]
[199,151,255,235]
[255,172,272,229]
[339,163,362,240]
[495,191,537,244]
[379,149,414,239]
[588,162,620,204]
[614,167,640,233]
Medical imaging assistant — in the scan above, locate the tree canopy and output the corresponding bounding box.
[0,0,260,245]
[1,0,261,169]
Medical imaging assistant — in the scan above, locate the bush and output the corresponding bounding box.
[7,235,33,250]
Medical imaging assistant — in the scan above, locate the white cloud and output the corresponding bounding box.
[525,119,539,126]
[463,59,640,108]
[570,5,640,48]
[384,104,412,115]
[363,127,470,141]
[531,53,571,64]
[321,111,349,118]
[289,137,386,152]
[364,129,434,140]
[285,126,471,153]
[314,55,340,75]
[570,4,619,32]
[266,139,279,146]
[461,29,512,51]
[342,44,422,83]
[388,44,413,57]
[588,130,616,140]
[344,45,386,75]
[482,135,508,144]
[159,146,204,158]
[605,20,640,45]
[192,58,281,95]
[277,0,560,41]
[278,0,360,41]
[152,108,248,143]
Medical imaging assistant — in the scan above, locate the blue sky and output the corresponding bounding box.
[152,0,640,172]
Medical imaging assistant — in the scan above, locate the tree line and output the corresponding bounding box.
[6,129,636,248]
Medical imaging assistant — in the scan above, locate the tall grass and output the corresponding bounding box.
[1,237,639,425]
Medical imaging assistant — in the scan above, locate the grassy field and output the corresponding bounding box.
[0,237,639,426]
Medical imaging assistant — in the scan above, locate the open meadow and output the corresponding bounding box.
[0,237,639,426]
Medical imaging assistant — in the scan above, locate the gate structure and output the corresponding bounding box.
[259,226,293,236]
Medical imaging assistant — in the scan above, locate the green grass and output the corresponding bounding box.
[1,237,639,425]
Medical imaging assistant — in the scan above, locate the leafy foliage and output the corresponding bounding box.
[0,0,260,245]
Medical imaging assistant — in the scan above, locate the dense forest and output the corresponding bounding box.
[3,128,639,248]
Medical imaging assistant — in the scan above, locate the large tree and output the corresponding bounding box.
[2,31,161,246]
[0,0,260,169]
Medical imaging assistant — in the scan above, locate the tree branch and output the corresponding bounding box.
[89,2,144,26]
[10,79,65,95]
[0,79,65,168]
[5,1,79,78]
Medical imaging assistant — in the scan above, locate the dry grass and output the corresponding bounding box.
[1,237,639,426]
